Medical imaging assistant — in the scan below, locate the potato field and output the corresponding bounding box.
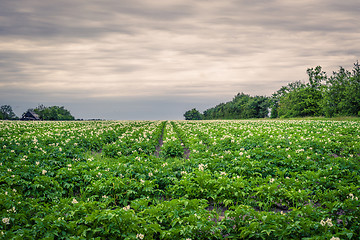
[0,120,359,239]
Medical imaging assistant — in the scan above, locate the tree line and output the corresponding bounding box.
[184,93,270,120]
[184,61,360,120]
[0,104,75,120]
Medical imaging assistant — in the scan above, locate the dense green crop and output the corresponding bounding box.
[1,120,359,239]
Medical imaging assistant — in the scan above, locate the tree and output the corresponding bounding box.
[184,108,203,120]
[275,67,325,118]
[0,105,18,120]
[32,105,75,120]
[278,86,322,117]
[347,61,360,116]
[321,61,360,117]
[273,61,359,118]
[200,93,270,120]
[307,66,326,90]
[270,82,304,118]
[183,61,359,120]
[322,66,350,117]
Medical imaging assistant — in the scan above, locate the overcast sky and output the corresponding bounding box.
[0,0,359,120]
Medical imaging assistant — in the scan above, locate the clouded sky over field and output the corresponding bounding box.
[0,0,359,119]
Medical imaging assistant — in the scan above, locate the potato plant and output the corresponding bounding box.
[0,120,359,239]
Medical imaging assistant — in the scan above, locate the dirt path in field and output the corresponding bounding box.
[206,203,227,223]
[182,143,190,159]
[154,136,164,157]
[154,122,166,157]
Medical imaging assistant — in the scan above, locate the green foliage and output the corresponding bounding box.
[161,141,183,158]
[277,85,322,117]
[184,108,203,120]
[0,105,18,120]
[200,93,270,120]
[31,104,75,120]
[273,66,325,118]
[161,121,184,158]
[273,61,360,118]
[322,61,360,117]
[184,61,359,120]
[1,120,359,239]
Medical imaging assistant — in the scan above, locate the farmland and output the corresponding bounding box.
[1,120,359,239]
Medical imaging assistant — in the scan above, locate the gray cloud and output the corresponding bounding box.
[0,0,359,119]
